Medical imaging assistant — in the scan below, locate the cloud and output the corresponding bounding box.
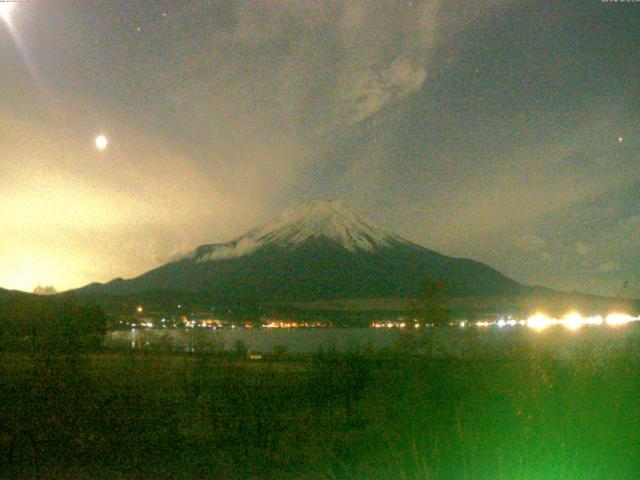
[146,0,512,137]
[343,56,427,122]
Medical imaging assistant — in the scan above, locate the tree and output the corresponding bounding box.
[0,297,108,354]
[415,279,451,326]
[33,285,57,295]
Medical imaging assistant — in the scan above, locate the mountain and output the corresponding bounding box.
[0,287,34,309]
[75,199,524,302]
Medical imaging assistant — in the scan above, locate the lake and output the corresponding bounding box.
[106,324,640,357]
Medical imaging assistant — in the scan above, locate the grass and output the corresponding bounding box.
[1,328,640,479]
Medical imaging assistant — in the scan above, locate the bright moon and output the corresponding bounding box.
[95,134,108,151]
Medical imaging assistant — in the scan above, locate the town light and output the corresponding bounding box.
[527,312,553,332]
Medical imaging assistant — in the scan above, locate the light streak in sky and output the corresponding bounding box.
[1,2,47,98]
[0,3,16,23]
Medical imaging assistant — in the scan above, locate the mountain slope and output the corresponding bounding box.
[75,199,523,301]
[0,287,36,309]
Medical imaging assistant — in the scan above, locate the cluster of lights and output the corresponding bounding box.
[370,320,427,329]
[263,320,328,329]
[473,312,640,332]
[183,319,222,329]
[125,311,638,332]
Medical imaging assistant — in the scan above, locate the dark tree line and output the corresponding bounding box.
[0,296,107,353]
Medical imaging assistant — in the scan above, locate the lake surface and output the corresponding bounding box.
[106,324,640,357]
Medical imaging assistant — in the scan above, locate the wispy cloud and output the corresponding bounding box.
[342,56,427,122]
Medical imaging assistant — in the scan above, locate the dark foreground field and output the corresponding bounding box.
[1,330,640,479]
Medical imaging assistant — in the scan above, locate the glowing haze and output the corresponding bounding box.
[0,1,637,295]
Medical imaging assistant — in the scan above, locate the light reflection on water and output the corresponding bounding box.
[106,325,640,357]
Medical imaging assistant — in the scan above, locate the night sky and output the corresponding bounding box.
[1,0,638,297]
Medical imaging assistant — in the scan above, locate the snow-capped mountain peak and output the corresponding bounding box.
[188,199,406,262]
[249,199,400,250]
